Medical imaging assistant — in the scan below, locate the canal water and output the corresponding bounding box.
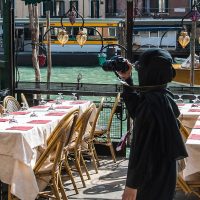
[17,66,180,87]
[17,66,133,84]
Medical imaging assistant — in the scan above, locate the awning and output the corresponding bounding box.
[133,26,182,31]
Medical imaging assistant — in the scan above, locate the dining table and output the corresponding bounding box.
[0,99,94,200]
[178,103,200,178]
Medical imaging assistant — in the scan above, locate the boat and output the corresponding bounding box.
[172,63,200,85]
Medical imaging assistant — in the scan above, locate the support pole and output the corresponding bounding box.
[126,0,133,150]
[190,19,196,86]
[3,0,15,95]
[190,0,196,86]
[126,0,133,62]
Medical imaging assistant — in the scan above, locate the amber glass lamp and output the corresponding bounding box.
[57,29,69,46]
[178,31,190,48]
[76,31,87,47]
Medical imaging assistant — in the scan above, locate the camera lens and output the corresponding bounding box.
[102,60,115,71]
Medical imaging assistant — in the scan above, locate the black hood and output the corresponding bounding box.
[136,48,176,86]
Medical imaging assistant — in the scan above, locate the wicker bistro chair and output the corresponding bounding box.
[21,93,29,108]
[7,109,79,200]
[93,93,121,163]
[83,97,105,173]
[62,104,94,191]
[176,119,200,198]
[3,95,21,112]
[33,109,79,200]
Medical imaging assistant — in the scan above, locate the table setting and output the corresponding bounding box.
[177,103,200,178]
[0,96,93,200]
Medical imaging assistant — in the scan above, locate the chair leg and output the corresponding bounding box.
[80,153,91,180]
[93,143,100,167]
[8,185,13,200]
[88,143,98,173]
[109,142,116,163]
[74,152,86,188]
[51,176,62,200]
[58,173,68,200]
[63,156,79,194]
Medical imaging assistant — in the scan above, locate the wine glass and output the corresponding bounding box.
[21,102,27,111]
[192,95,200,107]
[39,97,46,105]
[72,93,77,101]
[55,93,63,104]
[30,111,38,117]
[2,108,9,117]
[9,116,18,123]
[58,93,64,100]
[48,104,55,111]
[175,95,183,104]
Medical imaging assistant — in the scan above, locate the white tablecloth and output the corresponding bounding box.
[0,100,92,200]
[178,103,200,177]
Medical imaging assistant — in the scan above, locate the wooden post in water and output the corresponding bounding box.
[46,2,52,99]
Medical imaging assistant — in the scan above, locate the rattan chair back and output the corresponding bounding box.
[21,93,29,108]
[74,104,94,148]
[3,95,21,112]
[89,97,105,140]
[34,109,79,173]
[106,93,121,135]
[47,108,79,145]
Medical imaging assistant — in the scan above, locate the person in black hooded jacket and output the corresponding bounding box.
[117,48,188,200]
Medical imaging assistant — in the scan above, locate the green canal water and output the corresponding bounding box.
[17,66,139,84]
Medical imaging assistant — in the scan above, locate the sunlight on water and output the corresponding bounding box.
[17,66,139,84]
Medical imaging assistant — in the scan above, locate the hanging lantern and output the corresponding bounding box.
[68,10,76,25]
[76,31,87,47]
[57,30,69,46]
[38,54,46,67]
[178,31,190,48]
[190,10,200,21]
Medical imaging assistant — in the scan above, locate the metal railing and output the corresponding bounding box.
[14,82,200,141]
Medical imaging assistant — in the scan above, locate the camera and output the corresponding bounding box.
[102,56,129,73]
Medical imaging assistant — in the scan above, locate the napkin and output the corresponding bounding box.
[55,106,73,109]
[31,105,49,109]
[189,134,200,140]
[49,100,65,103]
[193,125,200,129]
[188,109,200,112]
[0,118,9,122]
[11,111,31,115]
[177,103,185,107]
[6,126,33,131]
[27,120,52,124]
[45,112,66,116]
[70,100,88,104]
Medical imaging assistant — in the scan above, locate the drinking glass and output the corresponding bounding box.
[175,95,183,103]
[30,111,37,117]
[39,97,46,105]
[2,108,9,117]
[192,95,200,107]
[48,104,55,111]
[55,93,63,104]
[21,102,27,111]
[72,93,77,101]
[9,116,18,123]
[58,93,64,100]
